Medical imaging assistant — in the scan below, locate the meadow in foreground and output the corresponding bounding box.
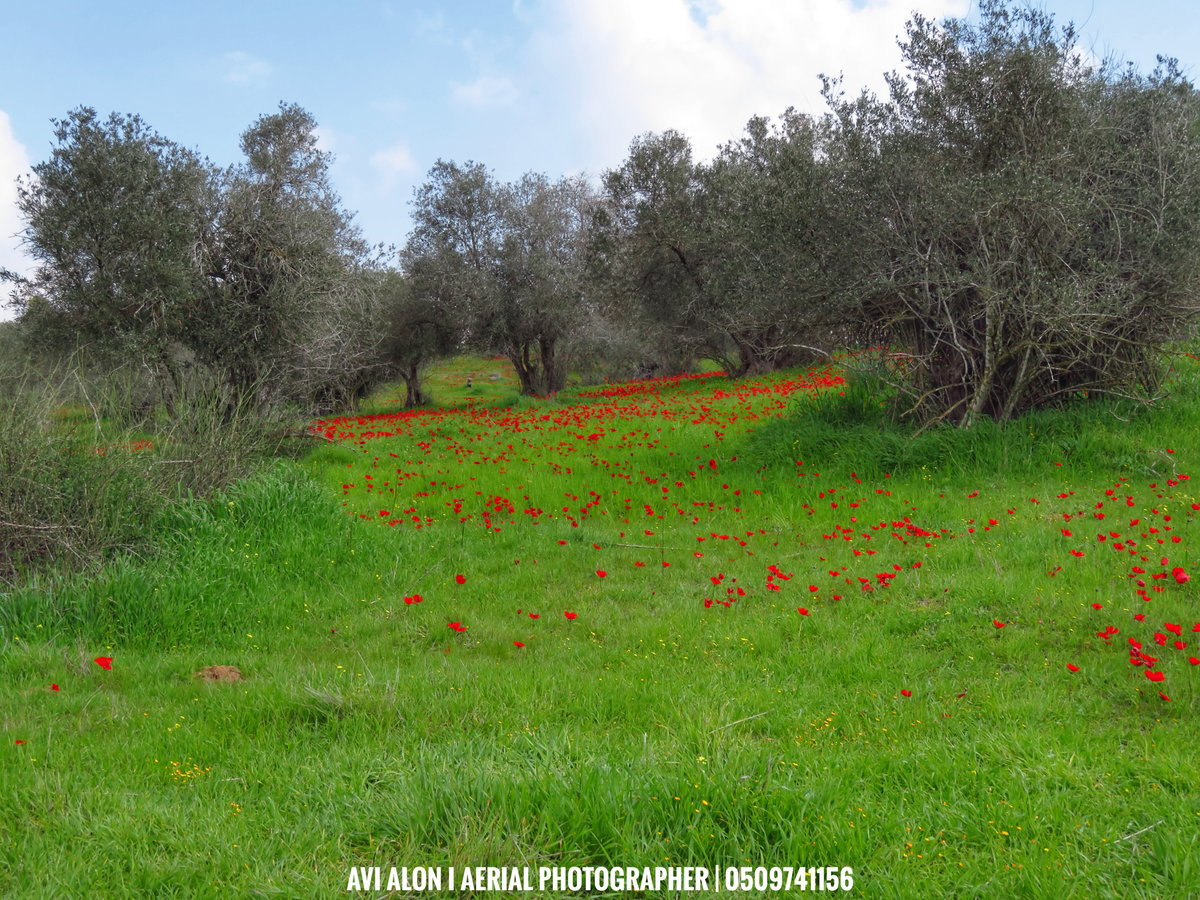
[2,354,1200,899]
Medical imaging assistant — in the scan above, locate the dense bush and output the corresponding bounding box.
[823,1,1200,425]
[0,369,163,581]
[0,362,299,584]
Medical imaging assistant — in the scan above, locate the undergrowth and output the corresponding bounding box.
[742,365,1197,481]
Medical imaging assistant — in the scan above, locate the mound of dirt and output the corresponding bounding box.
[195,665,244,682]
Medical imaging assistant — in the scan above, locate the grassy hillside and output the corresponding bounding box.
[3,355,1200,898]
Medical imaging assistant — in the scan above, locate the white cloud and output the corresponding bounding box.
[0,110,32,319]
[221,50,274,86]
[451,73,519,108]
[372,143,417,175]
[370,142,419,193]
[533,0,969,166]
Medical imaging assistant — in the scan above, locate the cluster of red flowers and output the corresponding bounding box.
[1063,476,1197,700]
[314,363,1196,704]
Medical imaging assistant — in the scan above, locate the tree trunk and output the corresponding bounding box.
[963,297,1000,427]
[539,335,565,394]
[401,362,427,408]
[223,364,258,425]
[511,343,537,396]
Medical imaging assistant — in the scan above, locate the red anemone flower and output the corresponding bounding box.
[94,657,113,670]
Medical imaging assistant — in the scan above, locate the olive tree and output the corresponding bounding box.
[405,161,597,395]
[488,172,594,394]
[693,110,845,375]
[376,268,460,408]
[598,131,712,371]
[192,103,371,413]
[4,107,210,400]
[825,0,1200,425]
[8,103,384,418]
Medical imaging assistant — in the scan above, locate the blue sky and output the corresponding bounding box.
[2,0,1198,317]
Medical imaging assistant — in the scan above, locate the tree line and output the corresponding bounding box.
[7,0,1200,427]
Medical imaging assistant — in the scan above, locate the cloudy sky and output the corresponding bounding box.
[2,0,1198,318]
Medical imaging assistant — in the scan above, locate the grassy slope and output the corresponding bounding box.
[3,356,1200,898]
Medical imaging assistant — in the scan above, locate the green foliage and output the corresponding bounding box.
[695,112,840,375]
[743,367,1189,480]
[824,0,1200,425]
[588,1,1200,417]
[597,131,713,367]
[6,103,398,422]
[375,270,459,408]
[0,357,305,587]
[598,119,859,378]
[192,103,381,413]
[1,462,350,644]
[5,358,1200,897]
[405,161,597,396]
[4,107,209,369]
[0,368,165,582]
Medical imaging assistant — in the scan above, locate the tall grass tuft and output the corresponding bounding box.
[1,460,354,644]
[0,367,164,582]
[151,374,304,498]
[0,361,310,586]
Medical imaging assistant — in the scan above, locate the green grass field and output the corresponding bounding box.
[3,355,1200,898]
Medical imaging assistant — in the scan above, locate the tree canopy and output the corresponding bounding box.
[823,0,1200,424]
[404,161,597,396]
[8,1,1200,426]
